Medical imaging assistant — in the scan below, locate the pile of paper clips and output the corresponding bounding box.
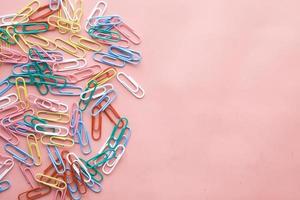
[0,0,145,199]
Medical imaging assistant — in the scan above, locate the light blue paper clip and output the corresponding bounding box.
[90,89,117,116]
[49,85,83,96]
[0,78,13,96]
[4,143,34,167]
[77,121,92,155]
[46,145,66,174]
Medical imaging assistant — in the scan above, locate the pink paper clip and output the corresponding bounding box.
[114,22,141,45]
[0,101,25,120]
[18,162,38,188]
[0,158,14,180]
[55,65,102,84]
[1,108,34,127]
[95,35,130,48]
[28,95,68,113]
[0,46,28,64]
[11,123,36,137]
[52,58,87,72]
[0,126,19,145]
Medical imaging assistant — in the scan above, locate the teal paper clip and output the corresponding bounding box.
[13,22,49,34]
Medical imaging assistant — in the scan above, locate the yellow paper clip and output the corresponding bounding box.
[12,34,31,53]
[23,34,57,51]
[48,15,80,33]
[88,67,117,86]
[12,0,40,23]
[55,38,86,58]
[36,111,70,123]
[35,173,66,190]
[41,135,74,148]
[70,34,103,52]
[27,134,42,166]
[15,77,30,108]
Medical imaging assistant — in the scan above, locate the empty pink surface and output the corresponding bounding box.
[1,0,300,199]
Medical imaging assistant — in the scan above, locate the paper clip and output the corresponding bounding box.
[66,152,91,183]
[4,143,35,167]
[104,104,123,127]
[15,77,30,108]
[29,3,57,21]
[35,123,69,136]
[28,46,57,63]
[108,45,141,64]
[86,148,116,168]
[80,83,114,101]
[41,135,74,148]
[91,109,102,141]
[48,15,80,33]
[18,163,37,188]
[63,65,102,84]
[0,78,13,96]
[13,22,49,34]
[49,0,61,11]
[35,173,67,190]
[90,89,117,116]
[12,0,40,23]
[29,94,68,113]
[55,38,86,58]
[52,58,87,72]
[18,186,51,200]
[93,51,126,68]
[27,134,42,166]
[78,80,98,111]
[1,108,34,127]
[50,85,83,96]
[114,22,142,45]
[36,111,70,123]
[0,159,14,180]
[102,144,126,175]
[89,67,117,86]
[71,161,88,195]
[0,93,18,110]
[117,72,145,99]
[12,33,31,53]
[0,46,28,64]
[77,121,92,155]
[105,117,129,150]
[70,34,103,51]
[46,145,66,174]
[0,13,29,27]
[23,34,57,51]
[0,180,10,193]
[85,1,107,31]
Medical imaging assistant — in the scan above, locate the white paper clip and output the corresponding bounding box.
[117,72,145,99]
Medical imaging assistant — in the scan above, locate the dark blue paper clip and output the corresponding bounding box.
[46,145,66,174]
[93,52,126,68]
[4,143,35,167]
[77,121,92,155]
[0,180,11,193]
[49,85,83,96]
[0,78,13,96]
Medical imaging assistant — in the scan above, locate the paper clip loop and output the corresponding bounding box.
[0,159,14,180]
[49,0,61,11]
[0,93,18,110]
[0,180,10,193]
[85,1,107,31]
[117,72,145,99]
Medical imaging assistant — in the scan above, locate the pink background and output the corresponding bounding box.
[1,0,300,199]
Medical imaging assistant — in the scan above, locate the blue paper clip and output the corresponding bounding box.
[108,45,142,64]
[0,78,13,96]
[0,180,11,193]
[46,145,66,174]
[93,52,126,68]
[90,89,117,116]
[4,143,34,167]
[77,121,92,155]
[49,85,83,96]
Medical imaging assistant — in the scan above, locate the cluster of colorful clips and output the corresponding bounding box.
[0,0,144,199]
